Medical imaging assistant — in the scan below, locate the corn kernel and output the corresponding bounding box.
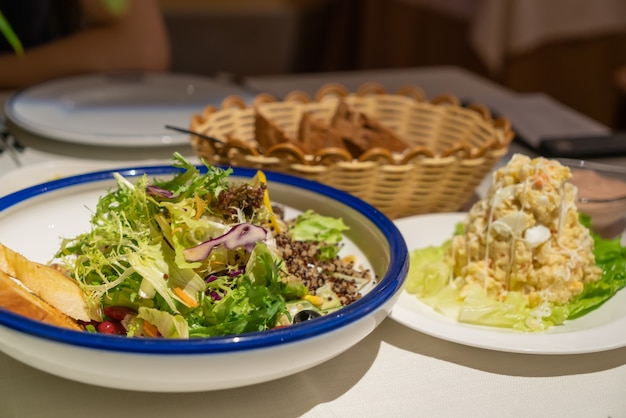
[304,294,324,306]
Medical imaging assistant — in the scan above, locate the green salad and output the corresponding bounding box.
[55,154,372,338]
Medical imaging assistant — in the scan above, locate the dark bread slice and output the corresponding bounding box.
[330,100,409,157]
[255,111,296,151]
[297,112,346,154]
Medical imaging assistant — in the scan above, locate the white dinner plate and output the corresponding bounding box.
[390,213,626,354]
[4,73,253,147]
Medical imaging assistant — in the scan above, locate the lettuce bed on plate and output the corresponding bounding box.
[405,217,626,331]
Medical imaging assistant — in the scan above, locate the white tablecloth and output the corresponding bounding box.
[2,319,625,418]
[1,67,625,418]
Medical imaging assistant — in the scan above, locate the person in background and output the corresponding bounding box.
[0,0,170,90]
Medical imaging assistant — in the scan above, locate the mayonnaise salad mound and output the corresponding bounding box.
[448,154,602,308]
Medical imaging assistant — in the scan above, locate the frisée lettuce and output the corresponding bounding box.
[55,153,372,338]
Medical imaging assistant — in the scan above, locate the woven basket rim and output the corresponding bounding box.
[189,82,515,164]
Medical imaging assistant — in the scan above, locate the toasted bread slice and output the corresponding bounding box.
[0,242,90,322]
[331,100,409,157]
[0,271,82,330]
[255,111,295,151]
[297,112,346,154]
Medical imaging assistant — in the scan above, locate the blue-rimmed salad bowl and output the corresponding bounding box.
[0,163,408,392]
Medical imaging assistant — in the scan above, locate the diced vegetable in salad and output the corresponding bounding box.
[54,153,373,338]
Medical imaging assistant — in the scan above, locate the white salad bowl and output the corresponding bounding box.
[0,165,408,392]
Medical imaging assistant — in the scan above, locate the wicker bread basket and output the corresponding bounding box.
[189,83,514,219]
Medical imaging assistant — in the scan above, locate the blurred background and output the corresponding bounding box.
[157,0,626,129]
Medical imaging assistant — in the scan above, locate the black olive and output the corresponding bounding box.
[293,309,322,323]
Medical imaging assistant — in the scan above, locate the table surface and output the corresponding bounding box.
[1,66,625,418]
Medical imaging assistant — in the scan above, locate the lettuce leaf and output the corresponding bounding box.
[137,307,189,338]
[567,221,626,319]
[186,243,288,337]
[289,210,349,260]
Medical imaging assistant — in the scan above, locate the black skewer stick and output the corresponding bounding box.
[164,125,225,145]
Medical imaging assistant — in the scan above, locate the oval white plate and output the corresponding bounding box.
[4,73,253,147]
[390,213,626,354]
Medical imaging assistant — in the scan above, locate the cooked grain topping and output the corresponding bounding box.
[275,232,373,306]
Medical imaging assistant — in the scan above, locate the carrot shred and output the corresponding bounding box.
[142,320,159,337]
[533,172,549,187]
[174,287,199,308]
[193,194,205,220]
